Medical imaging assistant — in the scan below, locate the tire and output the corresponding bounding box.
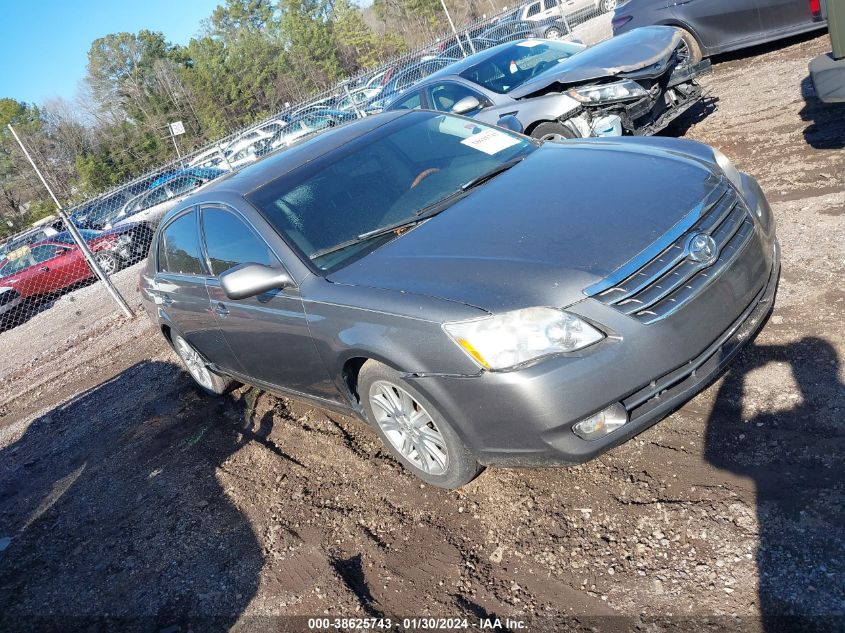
[600,0,617,13]
[172,332,233,396]
[674,27,703,65]
[544,26,564,39]
[358,361,483,489]
[530,121,579,141]
[94,251,121,276]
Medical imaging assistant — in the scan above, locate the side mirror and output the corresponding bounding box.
[219,263,292,300]
[497,115,524,134]
[451,95,482,114]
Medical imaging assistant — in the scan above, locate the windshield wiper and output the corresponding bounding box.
[310,160,524,263]
[310,217,426,260]
[460,156,525,192]
[310,190,470,261]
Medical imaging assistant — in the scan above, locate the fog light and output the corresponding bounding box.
[573,403,628,440]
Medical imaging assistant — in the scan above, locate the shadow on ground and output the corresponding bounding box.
[704,338,845,630]
[799,75,845,149]
[0,361,268,632]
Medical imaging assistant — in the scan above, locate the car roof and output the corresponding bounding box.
[176,111,409,201]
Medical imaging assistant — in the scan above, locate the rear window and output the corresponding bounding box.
[158,211,204,275]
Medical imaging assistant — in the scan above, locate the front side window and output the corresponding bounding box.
[158,210,204,275]
[202,208,275,276]
[460,40,580,93]
[428,83,484,112]
[247,112,534,272]
[31,244,66,263]
[391,91,423,110]
[526,2,541,17]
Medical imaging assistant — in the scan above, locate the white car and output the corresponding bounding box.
[188,145,228,169]
[108,176,217,229]
[516,0,616,23]
[0,286,24,325]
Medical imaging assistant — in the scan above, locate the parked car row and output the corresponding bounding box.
[0,221,151,323]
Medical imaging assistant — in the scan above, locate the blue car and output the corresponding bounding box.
[148,167,227,190]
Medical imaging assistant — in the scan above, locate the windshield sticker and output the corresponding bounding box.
[460,129,521,155]
[516,39,543,47]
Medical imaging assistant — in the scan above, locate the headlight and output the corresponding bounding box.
[443,307,604,371]
[711,148,744,192]
[567,80,647,104]
[117,233,133,245]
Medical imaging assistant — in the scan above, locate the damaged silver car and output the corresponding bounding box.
[387,26,711,139]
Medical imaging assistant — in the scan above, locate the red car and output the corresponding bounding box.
[0,230,124,299]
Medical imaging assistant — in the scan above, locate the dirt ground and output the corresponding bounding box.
[0,33,843,633]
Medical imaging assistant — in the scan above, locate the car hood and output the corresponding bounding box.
[328,139,721,313]
[509,26,682,99]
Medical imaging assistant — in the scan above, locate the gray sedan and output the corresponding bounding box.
[612,0,827,62]
[386,29,710,139]
[140,110,779,488]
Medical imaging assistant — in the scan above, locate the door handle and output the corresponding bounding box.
[213,302,229,317]
[39,266,49,272]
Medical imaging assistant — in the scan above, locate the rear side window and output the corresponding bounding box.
[158,211,204,275]
[202,208,275,275]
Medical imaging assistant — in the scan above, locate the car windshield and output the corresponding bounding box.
[460,40,579,94]
[247,112,534,272]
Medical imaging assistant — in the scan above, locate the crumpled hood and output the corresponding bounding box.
[328,138,722,314]
[509,26,682,99]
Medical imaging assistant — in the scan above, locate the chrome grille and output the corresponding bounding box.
[589,184,755,324]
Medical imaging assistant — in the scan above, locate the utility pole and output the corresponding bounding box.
[7,124,134,318]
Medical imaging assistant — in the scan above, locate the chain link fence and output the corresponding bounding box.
[0,0,615,336]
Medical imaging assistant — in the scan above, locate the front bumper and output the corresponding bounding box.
[406,182,779,467]
[624,60,712,136]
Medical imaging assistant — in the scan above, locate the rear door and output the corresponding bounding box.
[671,0,762,51]
[200,205,337,400]
[757,0,816,35]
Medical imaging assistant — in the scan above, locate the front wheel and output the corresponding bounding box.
[359,361,483,488]
[172,332,233,396]
[530,121,579,141]
[94,251,121,276]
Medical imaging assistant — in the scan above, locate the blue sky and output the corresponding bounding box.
[0,0,221,105]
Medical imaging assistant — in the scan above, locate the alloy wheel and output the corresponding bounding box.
[95,253,117,275]
[368,380,449,476]
[174,335,214,391]
[601,0,617,12]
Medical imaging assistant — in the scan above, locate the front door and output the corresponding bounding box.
[153,208,231,366]
[200,205,338,401]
